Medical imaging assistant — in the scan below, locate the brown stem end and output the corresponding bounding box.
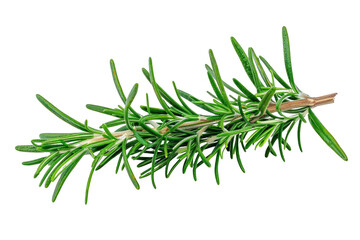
[310,93,337,108]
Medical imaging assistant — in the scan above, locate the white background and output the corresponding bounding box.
[1,0,359,239]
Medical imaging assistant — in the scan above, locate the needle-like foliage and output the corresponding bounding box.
[16,27,347,203]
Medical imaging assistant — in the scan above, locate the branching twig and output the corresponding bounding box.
[16,27,347,203]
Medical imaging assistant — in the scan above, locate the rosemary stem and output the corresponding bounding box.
[73,93,337,148]
[181,93,338,130]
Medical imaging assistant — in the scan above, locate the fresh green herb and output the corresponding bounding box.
[16,27,347,203]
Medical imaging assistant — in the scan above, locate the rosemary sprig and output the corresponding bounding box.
[16,26,347,203]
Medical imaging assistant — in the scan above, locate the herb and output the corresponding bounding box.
[16,27,347,203]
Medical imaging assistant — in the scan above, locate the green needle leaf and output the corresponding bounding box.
[36,94,98,133]
[192,154,200,181]
[124,83,149,147]
[230,37,254,83]
[248,47,263,92]
[258,87,276,116]
[22,157,46,166]
[235,135,246,173]
[282,26,299,93]
[308,108,348,160]
[208,50,233,112]
[178,89,221,114]
[122,140,140,189]
[233,78,259,102]
[196,127,211,167]
[110,59,127,104]
[249,48,271,87]
[214,151,221,185]
[259,56,291,89]
[206,69,226,105]
[151,139,162,189]
[278,124,286,162]
[297,118,303,152]
[172,81,198,116]
[237,96,250,124]
[16,145,41,153]
[148,58,176,118]
[142,68,188,115]
[34,152,60,178]
[85,150,99,204]
[52,150,86,202]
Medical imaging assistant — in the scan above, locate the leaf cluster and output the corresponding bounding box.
[16,27,347,203]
